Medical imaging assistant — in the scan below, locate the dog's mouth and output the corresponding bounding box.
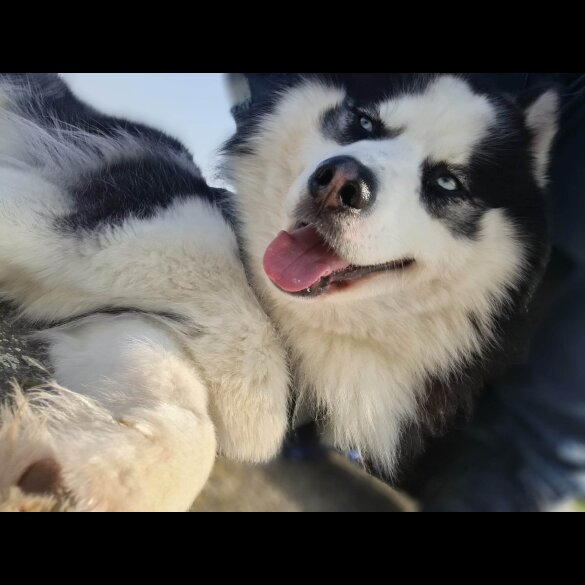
[262,224,414,298]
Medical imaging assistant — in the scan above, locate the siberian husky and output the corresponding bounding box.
[0,73,557,510]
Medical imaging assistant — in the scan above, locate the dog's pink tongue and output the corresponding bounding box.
[263,226,350,292]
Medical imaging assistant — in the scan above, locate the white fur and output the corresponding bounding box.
[0,81,290,510]
[0,193,290,506]
[3,315,219,511]
[0,372,215,511]
[223,75,548,473]
[0,186,290,458]
[39,316,216,511]
[525,90,559,186]
[0,191,290,506]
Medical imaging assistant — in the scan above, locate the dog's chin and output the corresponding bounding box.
[262,224,415,300]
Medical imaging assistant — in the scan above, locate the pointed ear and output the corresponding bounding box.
[224,73,252,116]
[520,88,560,187]
[224,73,299,125]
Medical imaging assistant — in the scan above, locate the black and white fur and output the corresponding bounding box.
[0,73,289,511]
[222,73,558,474]
[0,73,558,510]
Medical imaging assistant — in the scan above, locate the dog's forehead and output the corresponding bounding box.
[377,76,498,165]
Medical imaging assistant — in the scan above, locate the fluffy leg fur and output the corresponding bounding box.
[0,191,290,508]
[0,78,291,509]
[0,315,216,511]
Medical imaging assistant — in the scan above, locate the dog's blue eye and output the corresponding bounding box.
[360,116,373,132]
[436,175,460,191]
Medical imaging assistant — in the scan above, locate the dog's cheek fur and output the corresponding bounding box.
[282,211,526,473]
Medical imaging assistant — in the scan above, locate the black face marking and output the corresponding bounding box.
[0,74,236,234]
[59,157,229,232]
[321,98,401,145]
[421,160,485,239]
[223,73,303,156]
[223,73,438,156]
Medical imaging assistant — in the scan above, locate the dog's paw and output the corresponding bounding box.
[0,459,77,512]
[208,342,291,463]
[0,385,216,512]
[0,388,80,511]
[211,392,289,463]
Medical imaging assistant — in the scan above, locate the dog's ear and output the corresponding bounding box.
[224,73,298,124]
[517,86,560,187]
[225,73,253,116]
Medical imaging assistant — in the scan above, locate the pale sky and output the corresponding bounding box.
[60,73,235,187]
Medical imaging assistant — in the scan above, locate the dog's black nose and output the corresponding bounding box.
[308,156,376,212]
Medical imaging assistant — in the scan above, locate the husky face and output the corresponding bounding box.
[224,74,554,309]
[223,73,557,473]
